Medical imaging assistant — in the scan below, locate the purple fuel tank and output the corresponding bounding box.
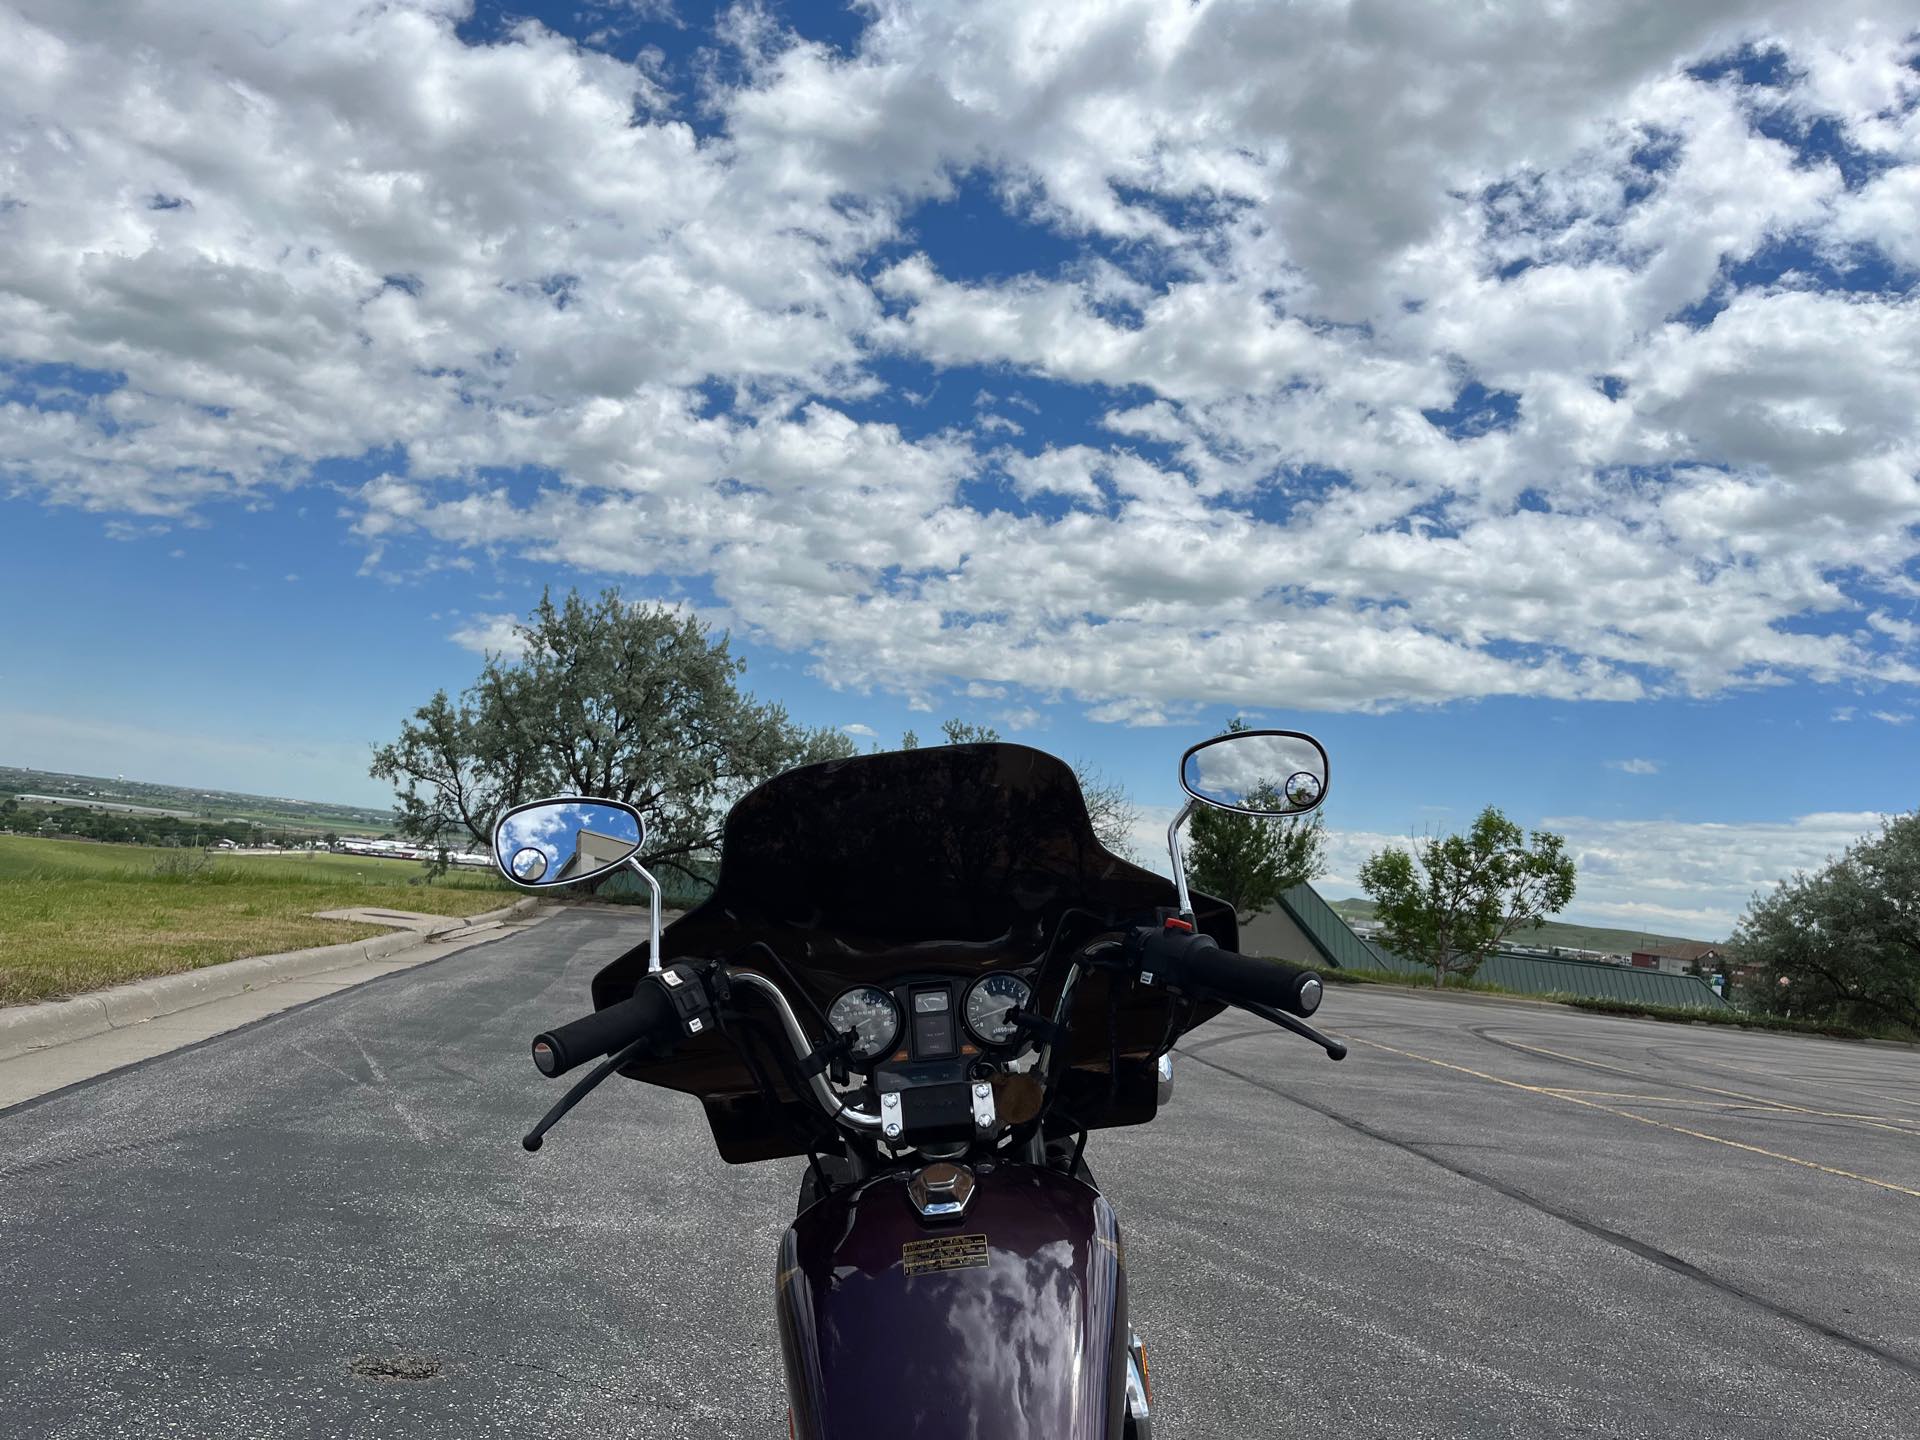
[777,1161,1128,1440]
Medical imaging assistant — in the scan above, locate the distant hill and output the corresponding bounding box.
[1,763,392,838]
[1325,897,1722,953]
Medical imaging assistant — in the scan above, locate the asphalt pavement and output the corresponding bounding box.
[3,909,1918,1438]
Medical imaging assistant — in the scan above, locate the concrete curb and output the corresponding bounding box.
[0,897,540,1061]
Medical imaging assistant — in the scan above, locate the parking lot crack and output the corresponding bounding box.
[1180,1046,1920,1384]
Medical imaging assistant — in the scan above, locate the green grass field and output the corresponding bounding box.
[0,836,512,1007]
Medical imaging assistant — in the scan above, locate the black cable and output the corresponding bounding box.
[1031,907,1108,1007]
[1068,1125,1090,1182]
[703,965,834,1158]
[1101,969,1121,1124]
[1025,937,1126,1144]
[728,980,843,1155]
[726,940,830,1026]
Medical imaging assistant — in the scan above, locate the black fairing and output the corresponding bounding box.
[591,743,1234,1162]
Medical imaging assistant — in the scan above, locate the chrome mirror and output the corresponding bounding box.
[1180,730,1329,817]
[493,797,645,889]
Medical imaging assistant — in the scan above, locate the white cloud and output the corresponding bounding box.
[448,612,527,657]
[2,0,1918,725]
[841,722,877,739]
[1870,709,1913,725]
[1607,758,1660,775]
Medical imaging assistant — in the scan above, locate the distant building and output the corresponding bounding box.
[1630,944,1724,975]
[554,826,637,881]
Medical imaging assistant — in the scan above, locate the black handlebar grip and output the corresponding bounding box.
[1181,941,1323,1017]
[531,982,675,1079]
[1137,927,1324,1017]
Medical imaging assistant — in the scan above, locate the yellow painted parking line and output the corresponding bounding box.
[1543,1088,1724,1104]
[1651,1050,1920,1117]
[1336,1032,1920,1201]
[1493,1035,1920,1137]
[1542,1087,1920,1129]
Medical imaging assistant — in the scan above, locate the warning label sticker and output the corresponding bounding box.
[902,1233,990,1277]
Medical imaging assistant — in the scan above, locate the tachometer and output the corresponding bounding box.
[963,973,1033,1048]
[826,986,901,1064]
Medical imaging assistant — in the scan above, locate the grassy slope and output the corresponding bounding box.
[1325,897,1721,952]
[0,836,511,1006]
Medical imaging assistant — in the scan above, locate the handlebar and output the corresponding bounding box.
[1129,924,1324,1017]
[528,965,886,1133]
[532,984,677,1078]
[526,925,1328,1147]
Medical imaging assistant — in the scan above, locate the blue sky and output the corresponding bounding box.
[4,1,1919,935]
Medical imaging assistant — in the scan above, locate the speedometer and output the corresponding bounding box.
[826,986,901,1064]
[963,973,1033,1048]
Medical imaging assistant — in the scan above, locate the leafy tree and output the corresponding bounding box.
[1072,761,1141,861]
[940,719,1001,745]
[1188,786,1328,923]
[1360,807,1576,985]
[908,718,1140,856]
[370,588,855,885]
[1733,812,1920,1034]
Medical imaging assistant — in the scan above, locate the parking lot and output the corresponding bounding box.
[3,909,1917,1437]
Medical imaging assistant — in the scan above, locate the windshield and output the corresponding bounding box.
[710,743,1124,943]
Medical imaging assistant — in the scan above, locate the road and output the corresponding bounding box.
[2,909,1917,1438]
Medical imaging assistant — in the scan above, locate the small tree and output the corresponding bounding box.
[1073,761,1140,861]
[1359,807,1576,986]
[915,718,1139,856]
[1188,788,1328,924]
[1734,812,1920,1034]
[371,588,854,886]
[940,719,1000,745]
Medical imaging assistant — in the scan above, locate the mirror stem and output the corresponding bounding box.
[1166,798,1196,919]
[623,856,664,972]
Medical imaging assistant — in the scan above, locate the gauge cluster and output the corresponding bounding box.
[824,972,1035,1070]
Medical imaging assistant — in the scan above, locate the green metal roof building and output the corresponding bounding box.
[1238,884,1729,1010]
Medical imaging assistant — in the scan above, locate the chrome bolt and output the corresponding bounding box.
[973,1083,991,1099]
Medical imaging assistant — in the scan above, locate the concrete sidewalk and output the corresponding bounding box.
[0,899,550,1109]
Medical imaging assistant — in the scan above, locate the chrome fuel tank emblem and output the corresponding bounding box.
[906,1161,976,1220]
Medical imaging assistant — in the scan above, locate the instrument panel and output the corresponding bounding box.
[826,971,1036,1069]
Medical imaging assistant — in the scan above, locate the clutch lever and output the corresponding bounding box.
[1239,1000,1347,1061]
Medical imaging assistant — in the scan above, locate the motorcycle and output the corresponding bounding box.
[495,731,1344,1439]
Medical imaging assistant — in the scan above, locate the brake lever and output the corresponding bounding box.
[1239,1000,1347,1061]
[521,1032,656,1152]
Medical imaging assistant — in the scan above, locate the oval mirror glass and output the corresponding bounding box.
[492,797,645,889]
[1180,730,1330,818]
